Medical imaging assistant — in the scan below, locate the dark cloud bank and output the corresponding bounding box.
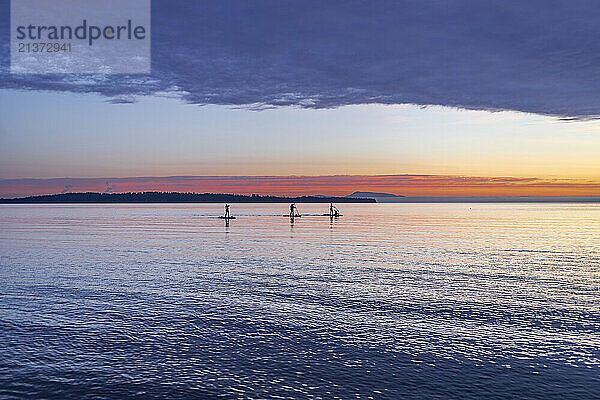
[1,0,599,118]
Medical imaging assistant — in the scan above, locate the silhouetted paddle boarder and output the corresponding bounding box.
[326,203,341,217]
[219,204,235,219]
[290,203,299,217]
[329,203,340,217]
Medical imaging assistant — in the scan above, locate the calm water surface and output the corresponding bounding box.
[0,203,599,399]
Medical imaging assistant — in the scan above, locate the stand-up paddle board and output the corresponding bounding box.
[218,216,237,219]
[322,214,343,217]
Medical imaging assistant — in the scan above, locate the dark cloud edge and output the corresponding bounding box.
[3,74,599,121]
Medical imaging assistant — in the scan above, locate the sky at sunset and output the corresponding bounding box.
[1,1,599,198]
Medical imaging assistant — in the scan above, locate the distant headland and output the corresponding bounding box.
[2,192,599,204]
[0,192,376,204]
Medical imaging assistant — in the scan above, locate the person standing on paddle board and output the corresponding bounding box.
[224,204,230,218]
[290,204,298,217]
[329,203,340,217]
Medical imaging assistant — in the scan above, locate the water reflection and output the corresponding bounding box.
[0,203,599,399]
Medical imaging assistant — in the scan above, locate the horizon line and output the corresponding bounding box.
[1,174,599,199]
[2,191,600,204]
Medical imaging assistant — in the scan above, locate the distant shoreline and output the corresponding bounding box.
[0,192,376,204]
[1,192,599,204]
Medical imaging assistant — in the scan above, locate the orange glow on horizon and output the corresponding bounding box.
[1,174,599,198]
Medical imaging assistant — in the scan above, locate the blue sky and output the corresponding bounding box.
[1,89,599,180]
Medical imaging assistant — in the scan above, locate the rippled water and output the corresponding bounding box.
[0,203,599,399]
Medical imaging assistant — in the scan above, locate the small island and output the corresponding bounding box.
[0,192,376,204]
